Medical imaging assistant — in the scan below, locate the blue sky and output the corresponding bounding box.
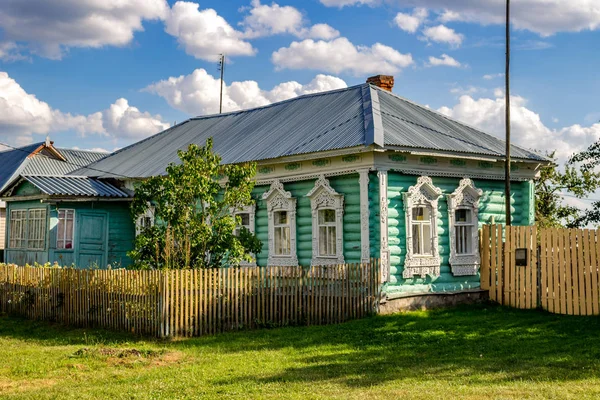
[0,0,599,160]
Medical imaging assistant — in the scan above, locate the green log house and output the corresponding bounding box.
[1,75,549,299]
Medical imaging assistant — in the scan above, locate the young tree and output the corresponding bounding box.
[535,151,600,228]
[129,138,261,269]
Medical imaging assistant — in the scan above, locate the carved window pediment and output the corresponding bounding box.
[307,175,345,266]
[262,180,298,267]
[402,176,443,279]
[447,178,483,276]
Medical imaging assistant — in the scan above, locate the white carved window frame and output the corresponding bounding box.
[231,204,257,267]
[306,175,345,266]
[135,206,155,236]
[447,178,483,276]
[402,176,443,279]
[262,180,298,267]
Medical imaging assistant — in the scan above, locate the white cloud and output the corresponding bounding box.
[144,68,347,116]
[438,91,600,163]
[449,85,482,96]
[319,0,379,7]
[483,73,504,80]
[240,0,339,40]
[0,0,168,60]
[393,8,428,33]
[421,24,464,47]
[164,1,256,61]
[0,71,169,145]
[428,54,462,67]
[322,0,600,36]
[271,37,413,75]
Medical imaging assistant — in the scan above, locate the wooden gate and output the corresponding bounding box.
[480,225,600,315]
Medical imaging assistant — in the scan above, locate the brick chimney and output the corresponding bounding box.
[366,75,394,92]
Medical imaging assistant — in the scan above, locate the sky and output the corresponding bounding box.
[0,0,599,163]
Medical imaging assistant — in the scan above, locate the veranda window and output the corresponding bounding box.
[411,206,433,255]
[57,209,75,249]
[454,209,474,255]
[318,209,337,257]
[9,210,26,249]
[273,210,290,255]
[27,209,46,249]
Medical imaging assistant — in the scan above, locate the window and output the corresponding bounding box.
[454,209,473,255]
[447,178,483,276]
[232,204,256,266]
[318,210,336,256]
[9,210,26,249]
[307,175,344,266]
[411,206,433,255]
[273,210,290,255]
[57,209,75,249]
[262,180,298,266]
[135,207,155,236]
[402,176,442,279]
[27,209,47,249]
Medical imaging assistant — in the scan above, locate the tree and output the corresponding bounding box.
[535,151,600,228]
[129,138,261,269]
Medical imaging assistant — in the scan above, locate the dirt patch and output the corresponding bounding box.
[0,378,57,393]
[71,347,183,368]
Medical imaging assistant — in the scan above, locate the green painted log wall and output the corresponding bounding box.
[385,172,534,295]
[254,173,362,267]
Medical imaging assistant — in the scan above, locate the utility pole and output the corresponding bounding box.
[504,0,512,226]
[218,54,225,114]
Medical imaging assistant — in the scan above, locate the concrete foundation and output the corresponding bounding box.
[379,289,489,314]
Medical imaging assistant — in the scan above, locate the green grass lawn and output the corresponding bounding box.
[1,303,600,399]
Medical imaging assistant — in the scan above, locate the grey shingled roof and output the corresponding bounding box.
[22,176,129,198]
[76,83,547,179]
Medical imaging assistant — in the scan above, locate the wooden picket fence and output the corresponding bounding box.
[0,260,380,337]
[480,225,600,315]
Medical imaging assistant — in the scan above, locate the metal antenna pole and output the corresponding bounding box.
[505,0,512,226]
[219,54,225,114]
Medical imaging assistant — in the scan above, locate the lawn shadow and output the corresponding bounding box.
[181,303,600,388]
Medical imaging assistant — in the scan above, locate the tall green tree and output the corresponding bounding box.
[129,138,261,269]
[535,151,600,228]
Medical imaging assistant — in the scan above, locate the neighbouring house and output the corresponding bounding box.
[0,139,134,268]
[2,76,549,299]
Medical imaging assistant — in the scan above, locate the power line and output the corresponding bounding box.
[0,141,131,179]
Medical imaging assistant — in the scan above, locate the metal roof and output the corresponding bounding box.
[375,86,547,161]
[20,148,107,177]
[0,142,43,193]
[22,176,130,198]
[76,83,548,179]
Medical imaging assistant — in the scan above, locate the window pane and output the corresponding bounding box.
[456,209,471,223]
[238,213,250,227]
[456,225,472,254]
[319,226,327,256]
[422,224,432,255]
[412,206,431,221]
[412,224,421,254]
[57,209,74,250]
[282,227,290,254]
[275,211,288,225]
[328,226,336,255]
[319,209,336,224]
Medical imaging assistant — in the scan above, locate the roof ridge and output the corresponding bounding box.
[188,83,367,122]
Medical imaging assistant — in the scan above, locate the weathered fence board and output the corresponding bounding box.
[0,260,380,337]
[480,225,600,316]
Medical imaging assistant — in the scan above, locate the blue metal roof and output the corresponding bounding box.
[0,142,43,193]
[76,83,548,179]
[22,176,129,198]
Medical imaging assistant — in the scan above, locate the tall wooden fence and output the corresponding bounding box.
[0,260,380,337]
[480,225,600,315]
